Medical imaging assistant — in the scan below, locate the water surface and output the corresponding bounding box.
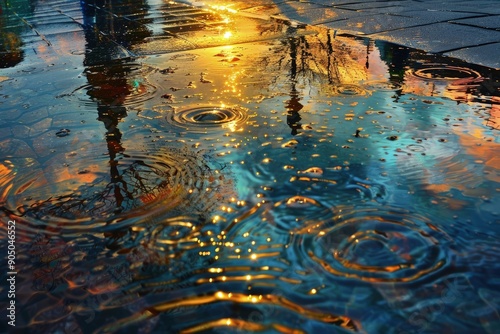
[0,0,499,333]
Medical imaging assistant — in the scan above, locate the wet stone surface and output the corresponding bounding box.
[1,0,500,333]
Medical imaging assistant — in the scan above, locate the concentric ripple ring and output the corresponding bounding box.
[412,66,481,81]
[299,206,448,283]
[166,105,249,132]
[331,84,367,96]
[15,147,228,232]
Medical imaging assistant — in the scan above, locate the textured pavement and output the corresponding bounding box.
[2,0,499,68]
[265,0,500,69]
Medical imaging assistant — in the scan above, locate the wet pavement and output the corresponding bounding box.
[242,0,500,70]
[1,0,500,333]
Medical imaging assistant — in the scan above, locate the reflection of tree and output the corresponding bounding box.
[22,0,233,221]
[81,0,151,214]
[261,25,369,108]
[279,30,337,135]
[375,40,410,87]
[0,0,34,67]
[286,36,303,136]
[20,1,150,219]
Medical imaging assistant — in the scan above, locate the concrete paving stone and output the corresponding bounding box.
[321,12,470,35]
[0,126,13,140]
[450,15,500,29]
[31,130,72,158]
[429,1,500,15]
[316,8,488,34]
[51,112,91,129]
[132,36,202,55]
[42,30,87,54]
[29,118,53,137]
[22,12,69,24]
[309,0,500,14]
[309,0,364,5]
[19,107,49,125]
[277,3,372,25]
[371,22,500,53]
[0,138,37,158]
[51,2,82,12]
[11,124,31,139]
[30,22,83,37]
[0,108,22,121]
[398,10,488,22]
[445,42,500,69]
[275,1,326,17]
[19,33,52,46]
[330,0,413,11]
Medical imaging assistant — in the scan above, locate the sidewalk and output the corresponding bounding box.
[2,0,498,68]
[266,0,500,69]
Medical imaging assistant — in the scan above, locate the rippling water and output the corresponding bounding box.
[1,0,499,333]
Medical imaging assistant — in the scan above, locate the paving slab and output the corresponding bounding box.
[371,22,500,53]
[331,0,421,11]
[445,42,500,70]
[397,10,489,23]
[320,11,488,35]
[277,3,373,26]
[262,0,500,68]
[450,15,500,29]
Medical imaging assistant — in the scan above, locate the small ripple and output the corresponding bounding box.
[170,53,199,61]
[7,146,229,234]
[296,205,448,283]
[411,66,481,81]
[148,220,201,252]
[406,144,426,152]
[331,84,367,96]
[61,62,157,109]
[97,291,358,333]
[165,105,249,133]
[365,79,398,92]
[69,49,86,56]
[20,66,45,74]
[268,196,335,232]
[291,171,387,201]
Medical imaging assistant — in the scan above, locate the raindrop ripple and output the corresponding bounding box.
[296,205,448,283]
[165,105,249,132]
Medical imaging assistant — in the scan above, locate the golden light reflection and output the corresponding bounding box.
[312,252,445,283]
[181,318,265,333]
[196,274,274,284]
[148,291,354,327]
[223,31,233,39]
[208,4,238,14]
[485,96,500,130]
[221,121,238,132]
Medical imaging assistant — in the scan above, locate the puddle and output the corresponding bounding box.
[1,0,500,333]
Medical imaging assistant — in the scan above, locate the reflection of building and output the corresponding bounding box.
[274,28,373,136]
